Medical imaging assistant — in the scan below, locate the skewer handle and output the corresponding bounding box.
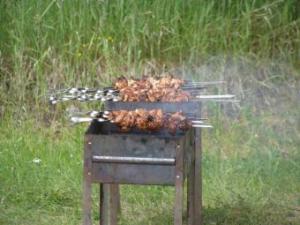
[70,117,107,123]
[192,124,213,128]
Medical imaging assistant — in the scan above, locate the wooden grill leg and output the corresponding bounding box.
[194,129,202,225]
[109,184,119,225]
[174,142,184,225]
[100,183,106,225]
[83,173,92,225]
[100,184,119,225]
[187,142,195,225]
[116,185,121,215]
[174,172,184,225]
[83,136,93,225]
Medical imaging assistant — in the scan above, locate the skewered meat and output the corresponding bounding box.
[113,74,190,102]
[147,109,164,130]
[158,73,185,89]
[106,109,191,134]
[107,110,135,131]
[135,109,150,130]
[114,76,128,90]
[161,89,190,102]
[165,112,191,134]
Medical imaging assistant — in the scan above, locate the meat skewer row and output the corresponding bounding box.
[49,93,120,104]
[113,75,202,102]
[69,110,209,122]
[49,87,198,103]
[113,74,224,90]
[49,91,235,104]
[49,74,226,104]
[70,109,212,134]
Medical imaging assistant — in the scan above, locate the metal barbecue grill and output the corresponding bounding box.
[83,101,203,225]
[49,75,235,225]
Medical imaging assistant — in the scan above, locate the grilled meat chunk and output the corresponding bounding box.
[114,76,128,90]
[107,109,191,134]
[147,109,164,130]
[165,111,191,134]
[135,109,150,130]
[112,74,189,102]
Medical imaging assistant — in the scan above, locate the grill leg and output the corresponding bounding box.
[174,172,184,225]
[187,142,195,225]
[174,142,184,225]
[83,174,92,225]
[100,183,106,225]
[114,185,121,215]
[194,129,202,225]
[83,136,93,225]
[99,184,119,225]
[110,184,119,225]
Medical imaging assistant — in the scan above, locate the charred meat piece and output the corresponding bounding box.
[107,110,127,123]
[147,88,164,102]
[107,110,135,131]
[114,76,128,90]
[135,109,163,130]
[135,109,150,130]
[107,109,191,134]
[147,109,164,130]
[119,111,136,131]
[119,88,143,102]
[165,111,191,134]
[157,73,185,88]
[161,89,190,102]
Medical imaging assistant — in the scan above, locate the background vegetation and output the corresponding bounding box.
[0,0,299,224]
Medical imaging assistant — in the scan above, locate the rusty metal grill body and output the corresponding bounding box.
[83,102,202,225]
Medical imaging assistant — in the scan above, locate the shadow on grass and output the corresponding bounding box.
[203,201,299,225]
[119,200,299,225]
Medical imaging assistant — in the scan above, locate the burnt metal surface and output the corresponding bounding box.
[92,163,175,185]
[89,134,178,158]
[88,130,190,185]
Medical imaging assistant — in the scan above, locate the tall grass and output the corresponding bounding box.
[0,0,299,111]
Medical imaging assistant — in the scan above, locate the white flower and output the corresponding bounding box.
[32,158,42,164]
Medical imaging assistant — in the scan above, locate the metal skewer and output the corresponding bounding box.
[70,117,107,123]
[191,120,204,124]
[71,116,212,129]
[192,124,213,128]
[185,81,225,85]
[195,94,235,99]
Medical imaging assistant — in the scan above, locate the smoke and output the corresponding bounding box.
[169,55,299,119]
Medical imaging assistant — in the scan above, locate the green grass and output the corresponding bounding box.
[0,0,299,106]
[1,107,299,225]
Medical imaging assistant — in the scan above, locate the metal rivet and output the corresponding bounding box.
[88,142,92,145]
